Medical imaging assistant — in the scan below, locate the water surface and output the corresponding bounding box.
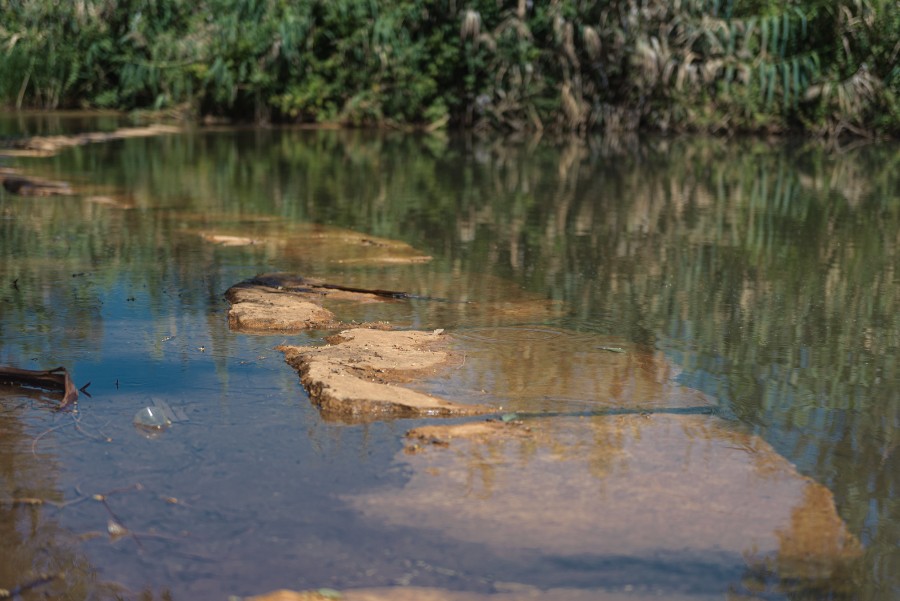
[0,118,898,600]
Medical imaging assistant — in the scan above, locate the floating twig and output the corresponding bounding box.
[596,346,626,353]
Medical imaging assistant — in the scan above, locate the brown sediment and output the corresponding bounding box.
[198,225,432,265]
[278,328,491,422]
[347,413,861,587]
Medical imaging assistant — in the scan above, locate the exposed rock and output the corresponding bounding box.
[224,274,408,333]
[278,328,491,421]
[347,414,862,590]
[225,285,341,333]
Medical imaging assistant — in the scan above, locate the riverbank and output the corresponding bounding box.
[2,1,897,138]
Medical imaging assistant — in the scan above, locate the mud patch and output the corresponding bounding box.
[278,329,491,422]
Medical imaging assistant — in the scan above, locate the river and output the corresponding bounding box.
[0,114,897,600]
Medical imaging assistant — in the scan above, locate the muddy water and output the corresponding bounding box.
[1,117,898,600]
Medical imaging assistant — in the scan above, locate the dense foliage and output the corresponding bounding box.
[1,0,898,136]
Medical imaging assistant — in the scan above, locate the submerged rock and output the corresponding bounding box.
[439,326,716,412]
[247,586,703,601]
[278,328,491,422]
[200,225,432,265]
[202,234,261,246]
[346,414,861,593]
[0,124,182,157]
[404,420,531,453]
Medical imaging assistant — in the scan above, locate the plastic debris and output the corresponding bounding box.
[133,406,171,432]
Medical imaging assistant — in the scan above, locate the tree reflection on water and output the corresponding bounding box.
[0,120,897,599]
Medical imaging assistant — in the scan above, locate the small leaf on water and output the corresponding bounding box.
[501,413,518,422]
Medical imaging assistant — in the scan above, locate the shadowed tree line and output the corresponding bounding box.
[1,0,898,136]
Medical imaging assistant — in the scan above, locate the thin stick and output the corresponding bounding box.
[31,421,68,456]
[1,572,59,599]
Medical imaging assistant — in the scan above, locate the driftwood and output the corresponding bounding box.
[246,273,450,302]
[1,175,74,197]
[0,366,78,408]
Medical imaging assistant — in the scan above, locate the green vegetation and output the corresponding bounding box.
[1,0,898,136]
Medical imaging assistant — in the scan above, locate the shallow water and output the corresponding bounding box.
[0,117,898,600]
